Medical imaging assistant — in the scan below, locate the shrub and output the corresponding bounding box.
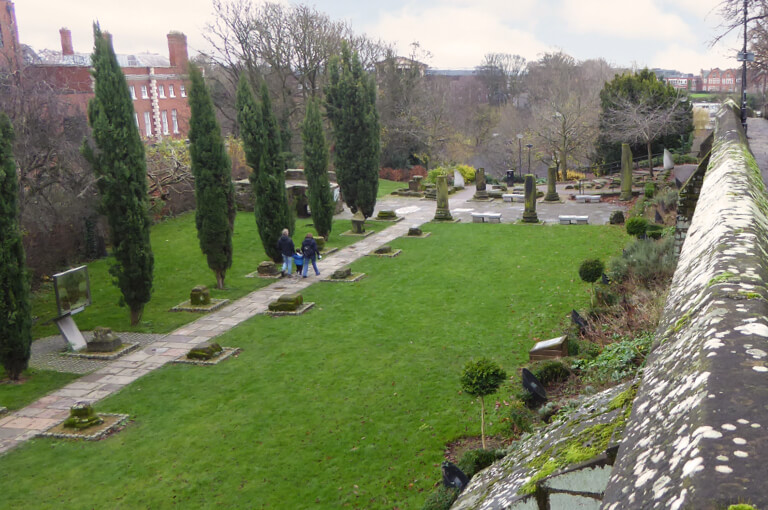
[457,449,505,478]
[460,358,507,449]
[645,224,664,240]
[506,400,536,435]
[578,259,604,284]
[595,285,618,307]
[421,486,459,510]
[651,189,679,212]
[427,167,450,184]
[454,164,476,183]
[609,236,676,286]
[564,170,586,181]
[644,182,655,199]
[571,332,653,383]
[609,211,625,225]
[529,360,571,385]
[625,217,648,237]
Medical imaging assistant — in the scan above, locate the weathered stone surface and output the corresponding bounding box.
[544,165,560,202]
[603,100,768,510]
[522,174,538,223]
[474,168,488,200]
[187,342,223,360]
[619,143,633,201]
[663,148,675,170]
[374,245,393,254]
[454,169,465,187]
[256,261,279,276]
[376,210,397,220]
[351,210,366,234]
[331,267,352,279]
[269,293,304,312]
[408,226,423,236]
[86,327,122,353]
[190,285,211,306]
[674,152,708,257]
[434,175,453,221]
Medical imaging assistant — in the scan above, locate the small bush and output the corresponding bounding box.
[594,285,618,307]
[571,332,653,383]
[421,486,459,510]
[506,400,536,435]
[457,449,504,478]
[609,236,676,287]
[564,170,586,181]
[529,360,571,385]
[625,217,648,237]
[644,182,655,199]
[454,164,476,183]
[645,224,664,240]
[426,167,450,184]
[651,189,678,211]
[609,211,625,225]
[579,259,604,284]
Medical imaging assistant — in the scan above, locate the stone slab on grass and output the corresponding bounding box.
[366,249,402,258]
[37,413,129,441]
[339,230,376,238]
[170,298,230,313]
[321,273,367,283]
[170,347,242,366]
[265,302,315,317]
[369,216,404,223]
[60,342,140,361]
[245,270,281,279]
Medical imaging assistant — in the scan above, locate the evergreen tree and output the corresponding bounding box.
[0,113,31,381]
[301,99,334,239]
[188,64,236,289]
[81,24,153,326]
[325,42,380,218]
[236,77,294,261]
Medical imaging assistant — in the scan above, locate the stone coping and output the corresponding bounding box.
[170,347,241,366]
[37,413,130,441]
[60,342,140,361]
[320,273,367,283]
[369,216,405,223]
[170,298,230,313]
[366,249,402,258]
[265,302,315,317]
[339,230,376,238]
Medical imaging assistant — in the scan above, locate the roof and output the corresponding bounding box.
[30,50,170,68]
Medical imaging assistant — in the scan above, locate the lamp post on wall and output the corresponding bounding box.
[526,143,533,175]
[740,0,750,133]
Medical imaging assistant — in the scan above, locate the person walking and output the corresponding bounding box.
[300,232,321,278]
[277,228,295,277]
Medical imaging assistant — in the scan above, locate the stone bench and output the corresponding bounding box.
[471,212,502,223]
[502,193,525,203]
[558,215,589,225]
[575,194,601,203]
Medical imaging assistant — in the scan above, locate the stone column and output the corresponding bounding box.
[473,167,488,200]
[544,164,560,202]
[522,174,539,223]
[434,175,453,221]
[351,210,366,233]
[620,143,633,201]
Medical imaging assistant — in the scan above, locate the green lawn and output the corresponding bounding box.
[2,222,627,509]
[31,214,387,339]
[0,368,79,411]
[377,178,403,198]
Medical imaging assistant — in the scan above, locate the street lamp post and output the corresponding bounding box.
[526,143,533,175]
[517,134,523,178]
[741,0,748,133]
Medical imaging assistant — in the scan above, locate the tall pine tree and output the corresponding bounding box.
[302,99,334,239]
[0,113,31,381]
[188,64,236,289]
[325,42,380,218]
[81,24,153,326]
[236,77,293,262]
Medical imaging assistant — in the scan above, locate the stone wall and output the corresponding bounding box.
[673,154,707,256]
[603,100,768,509]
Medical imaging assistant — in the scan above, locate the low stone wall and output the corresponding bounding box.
[603,100,768,508]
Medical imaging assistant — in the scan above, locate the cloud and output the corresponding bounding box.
[560,0,695,42]
[363,3,551,68]
[650,42,736,73]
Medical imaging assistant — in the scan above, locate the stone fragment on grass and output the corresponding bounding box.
[190,285,211,305]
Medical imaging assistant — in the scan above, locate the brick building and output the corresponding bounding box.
[0,0,191,140]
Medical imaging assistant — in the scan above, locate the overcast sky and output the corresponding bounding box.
[13,0,743,74]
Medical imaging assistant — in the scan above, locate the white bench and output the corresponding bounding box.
[472,212,502,223]
[575,194,601,203]
[502,194,525,203]
[558,215,589,225]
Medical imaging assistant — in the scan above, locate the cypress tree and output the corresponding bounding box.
[325,42,380,218]
[0,113,31,381]
[81,24,153,326]
[188,64,236,289]
[302,99,334,239]
[236,77,293,262]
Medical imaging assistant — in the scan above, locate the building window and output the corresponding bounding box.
[144,111,152,136]
[130,86,136,100]
[141,85,148,99]
[161,111,169,135]
[158,85,166,98]
[134,113,139,129]
[180,85,186,97]
[169,85,175,98]
[171,109,179,134]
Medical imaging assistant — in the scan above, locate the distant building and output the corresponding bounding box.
[701,68,741,93]
[0,0,191,141]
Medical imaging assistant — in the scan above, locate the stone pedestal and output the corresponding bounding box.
[522,174,539,223]
[473,168,488,200]
[544,165,560,202]
[256,261,279,276]
[190,285,211,305]
[351,210,366,233]
[433,175,453,221]
[620,143,633,201]
[86,327,122,353]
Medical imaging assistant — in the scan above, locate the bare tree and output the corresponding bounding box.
[601,93,691,178]
[475,53,526,106]
[713,0,768,45]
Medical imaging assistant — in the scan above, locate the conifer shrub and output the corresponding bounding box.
[625,217,648,237]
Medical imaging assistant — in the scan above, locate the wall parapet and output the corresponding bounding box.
[603,100,768,509]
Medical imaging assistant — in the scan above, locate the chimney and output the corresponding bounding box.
[60,27,73,55]
[167,32,188,70]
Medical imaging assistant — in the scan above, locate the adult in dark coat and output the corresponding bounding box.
[277,228,295,276]
[300,233,321,277]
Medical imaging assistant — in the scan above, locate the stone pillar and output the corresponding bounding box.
[620,143,633,201]
[663,148,675,171]
[351,210,366,233]
[473,168,488,200]
[544,164,560,202]
[522,174,539,223]
[434,175,453,221]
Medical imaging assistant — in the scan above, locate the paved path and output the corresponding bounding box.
[0,185,625,455]
[747,117,768,186]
